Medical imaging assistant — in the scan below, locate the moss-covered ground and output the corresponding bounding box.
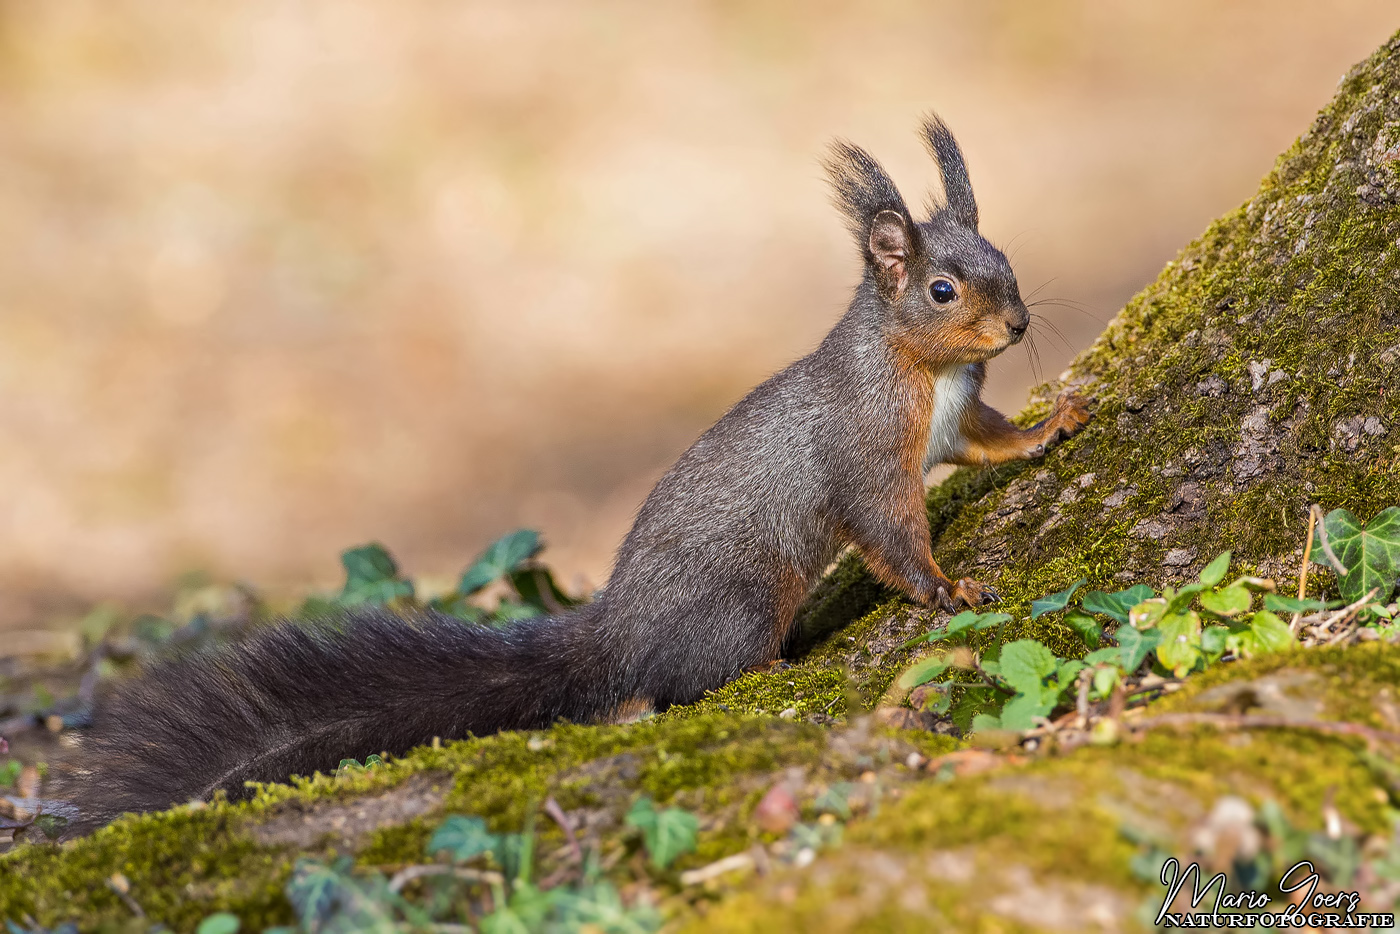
[7,646,1400,931]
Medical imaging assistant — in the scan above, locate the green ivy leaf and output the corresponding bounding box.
[1115,625,1162,672]
[285,858,355,929]
[1129,598,1167,630]
[1262,594,1339,614]
[897,655,950,690]
[974,612,1014,630]
[1200,625,1231,662]
[935,610,981,640]
[1063,610,1102,649]
[1030,579,1087,619]
[429,815,500,863]
[998,640,1059,696]
[1199,551,1232,587]
[1081,584,1155,624]
[508,565,579,613]
[1312,507,1400,605]
[1056,658,1086,688]
[1247,610,1294,655]
[625,798,698,870]
[999,693,1056,730]
[1083,647,1122,666]
[1165,583,1208,614]
[1200,583,1252,617]
[196,915,240,934]
[339,543,414,606]
[1091,666,1119,698]
[459,530,544,596]
[969,712,1003,732]
[1156,610,1203,676]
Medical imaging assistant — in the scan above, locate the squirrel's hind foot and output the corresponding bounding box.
[931,577,999,610]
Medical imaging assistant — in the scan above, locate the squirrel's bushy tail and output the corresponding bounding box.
[62,606,617,833]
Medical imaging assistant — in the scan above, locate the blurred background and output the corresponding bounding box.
[0,1,1396,628]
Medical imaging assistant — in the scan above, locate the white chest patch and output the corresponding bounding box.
[924,363,978,472]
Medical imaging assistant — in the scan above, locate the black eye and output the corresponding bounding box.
[929,278,957,304]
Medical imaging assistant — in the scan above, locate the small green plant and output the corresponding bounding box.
[624,797,700,870]
[897,551,1300,731]
[194,913,240,934]
[267,810,662,934]
[1310,506,1400,609]
[300,529,580,625]
[333,754,382,779]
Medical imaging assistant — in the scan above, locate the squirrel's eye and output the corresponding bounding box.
[929,278,957,304]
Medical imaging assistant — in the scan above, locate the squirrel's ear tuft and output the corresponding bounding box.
[822,140,918,262]
[920,114,978,230]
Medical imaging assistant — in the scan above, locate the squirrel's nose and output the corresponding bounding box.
[1008,321,1028,341]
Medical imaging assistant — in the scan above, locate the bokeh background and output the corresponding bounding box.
[1,1,1396,628]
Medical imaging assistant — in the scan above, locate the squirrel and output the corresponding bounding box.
[62,115,1089,833]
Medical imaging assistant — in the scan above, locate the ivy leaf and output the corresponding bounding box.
[1165,583,1208,614]
[1083,647,1122,666]
[459,530,544,596]
[339,543,415,606]
[1199,551,1232,587]
[998,640,1059,697]
[1200,625,1231,662]
[1030,579,1087,619]
[1200,583,1252,617]
[1129,598,1168,630]
[1064,610,1102,649]
[1156,610,1203,677]
[1092,666,1119,698]
[508,565,579,613]
[935,610,982,641]
[970,712,1004,732]
[1263,594,1339,614]
[999,693,1055,730]
[429,815,500,862]
[625,798,698,870]
[1312,507,1400,605]
[974,612,1014,630]
[1246,610,1294,655]
[897,655,950,690]
[285,858,355,929]
[1081,584,1155,625]
[196,915,240,934]
[1115,625,1162,673]
[1056,659,1086,688]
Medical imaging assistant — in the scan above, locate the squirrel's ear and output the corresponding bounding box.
[822,139,918,274]
[920,114,978,230]
[868,210,913,297]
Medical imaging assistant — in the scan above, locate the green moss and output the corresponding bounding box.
[0,715,848,929]
[680,647,1400,932]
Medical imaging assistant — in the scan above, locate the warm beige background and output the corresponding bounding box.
[0,1,1395,625]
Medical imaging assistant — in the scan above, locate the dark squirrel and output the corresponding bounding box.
[63,116,1089,832]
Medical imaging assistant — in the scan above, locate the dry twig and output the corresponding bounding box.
[1292,506,1319,633]
[388,865,503,894]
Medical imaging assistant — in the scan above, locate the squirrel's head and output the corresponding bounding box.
[824,115,1029,366]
